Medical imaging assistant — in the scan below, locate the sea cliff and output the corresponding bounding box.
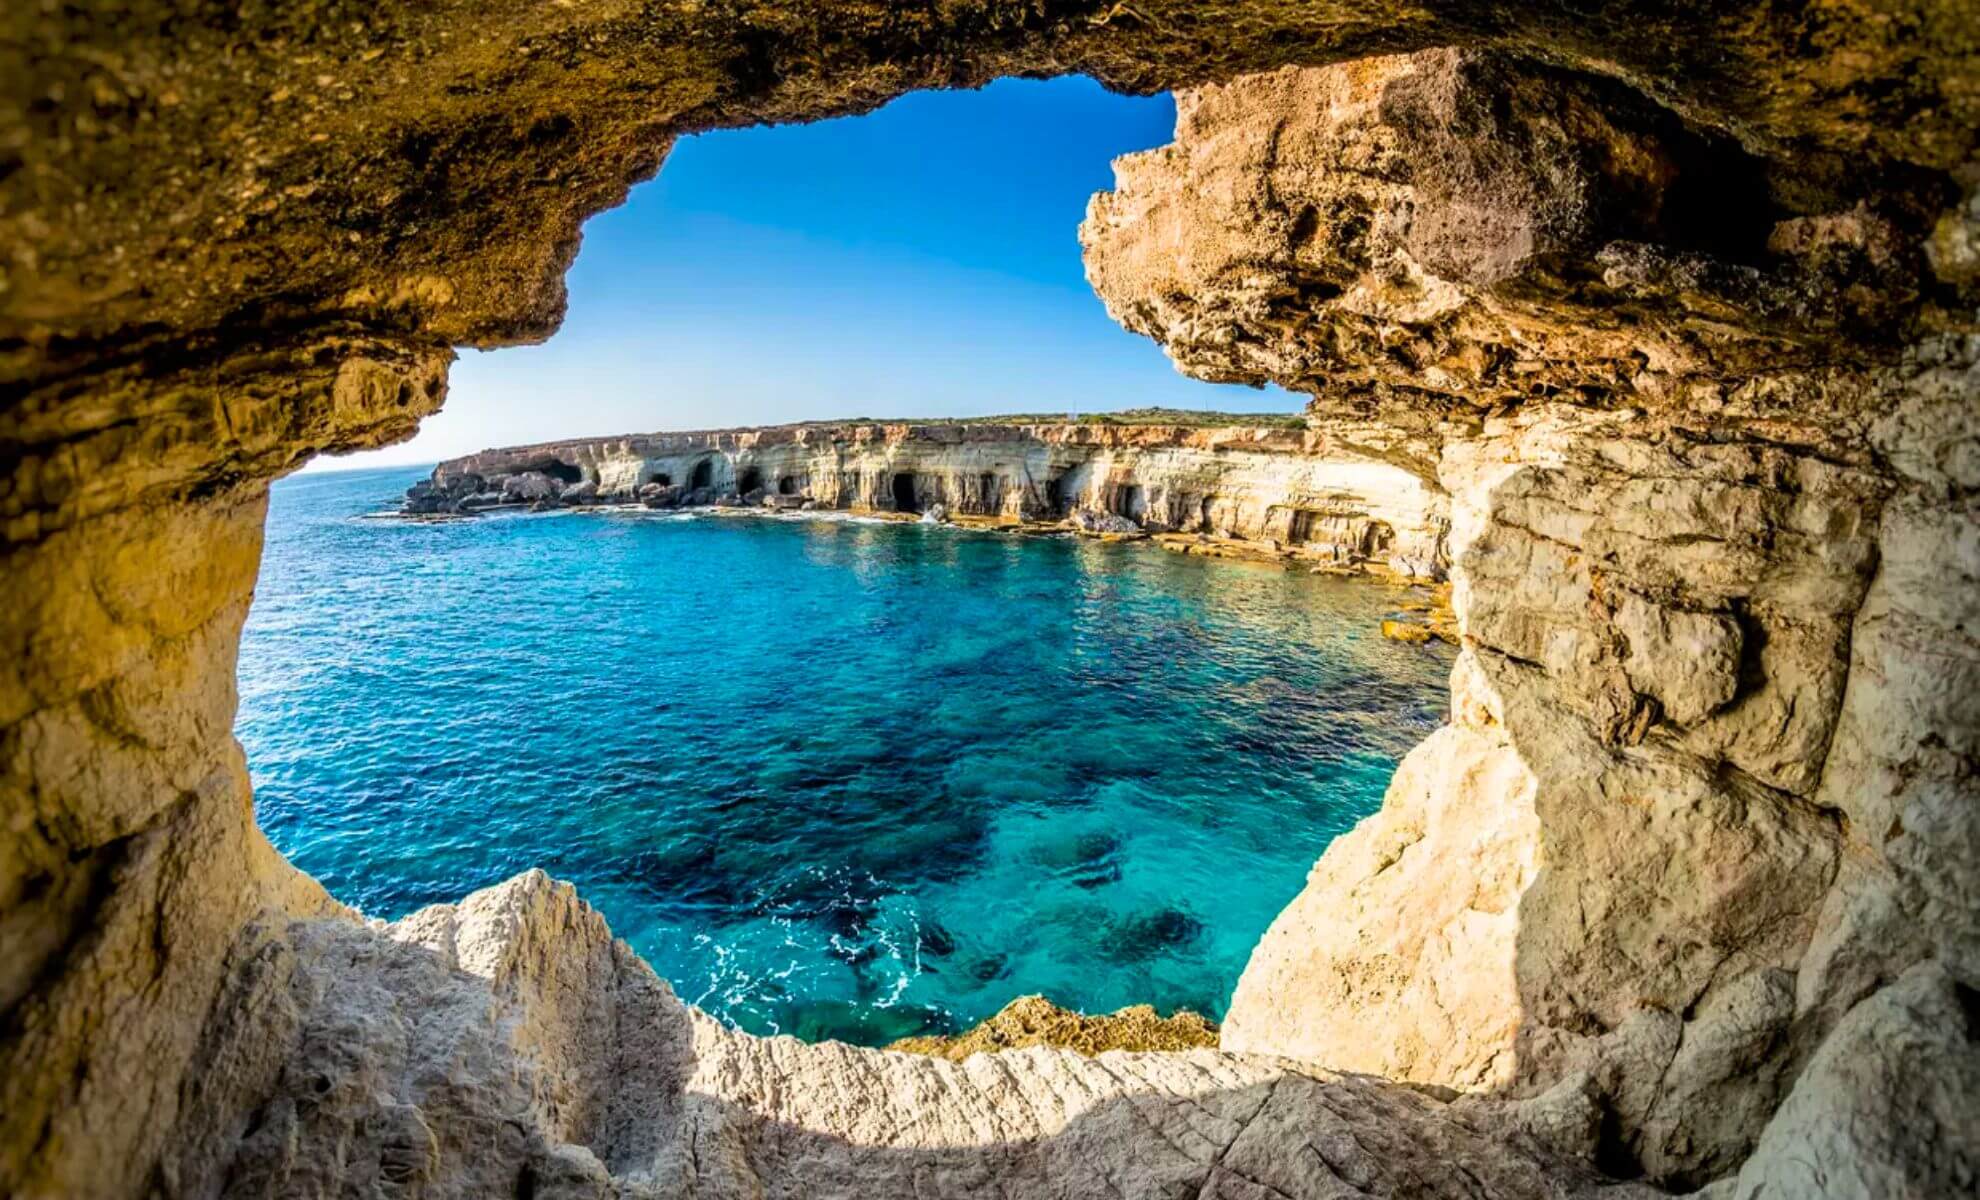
[5,5,1975,1198]
[403,416,1454,579]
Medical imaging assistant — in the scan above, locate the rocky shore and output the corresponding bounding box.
[402,416,1454,580]
[7,3,1975,1198]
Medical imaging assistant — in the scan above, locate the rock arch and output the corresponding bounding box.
[1,5,1974,1198]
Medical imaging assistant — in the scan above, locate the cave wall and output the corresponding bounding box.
[1083,49,1978,1192]
[2,2,1975,1197]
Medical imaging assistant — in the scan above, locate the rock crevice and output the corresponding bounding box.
[2,5,1975,1197]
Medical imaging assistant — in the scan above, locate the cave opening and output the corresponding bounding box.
[226,72,1406,1080]
[1285,509,1319,545]
[521,458,584,485]
[11,0,1964,1188]
[1112,483,1143,519]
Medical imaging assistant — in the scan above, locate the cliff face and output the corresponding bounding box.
[1085,51,1978,1194]
[2,4,1975,1199]
[411,420,1453,576]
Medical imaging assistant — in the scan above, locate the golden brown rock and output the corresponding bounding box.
[2,2,1976,1197]
[889,995,1220,1060]
[1379,618,1436,644]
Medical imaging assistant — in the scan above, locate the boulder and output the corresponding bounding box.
[1381,618,1436,644]
[764,493,807,510]
[1069,507,1140,535]
[558,480,598,504]
[501,471,561,502]
[920,503,949,524]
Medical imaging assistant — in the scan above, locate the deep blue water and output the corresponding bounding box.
[240,464,1452,1044]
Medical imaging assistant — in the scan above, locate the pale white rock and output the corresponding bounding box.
[1711,963,1980,1200]
[420,420,1453,575]
[1613,593,1741,726]
[1222,717,1540,1090]
[170,871,1659,1200]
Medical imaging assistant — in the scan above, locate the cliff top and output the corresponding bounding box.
[446,408,1312,464]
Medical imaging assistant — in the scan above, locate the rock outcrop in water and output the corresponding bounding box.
[3,3,1975,1198]
[405,417,1454,576]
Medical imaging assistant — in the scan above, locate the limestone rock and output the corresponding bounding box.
[1223,720,1540,1089]
[1713,963,1980,1199]
[166,871,1656,1200]
[1613,595,1742,726]
[888,995,1218,1060]
[1070,507,1142,535]
[502,471,562,502]
[3,1,1976,1195]
[1379,618,1436,644]
[402,417,1452,574]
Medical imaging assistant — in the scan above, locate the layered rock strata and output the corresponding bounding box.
[1086,49,1979,1195]
[3,4,1975,1199]
[407,419,1453,576]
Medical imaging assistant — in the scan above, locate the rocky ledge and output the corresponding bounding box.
[401,415,1455,578]
[4,3,1975,1198]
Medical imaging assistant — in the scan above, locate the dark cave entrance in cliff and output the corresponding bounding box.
[891,472,920,512]
[738,466,764,495]
[513,457,584,485]
[778,475,798,495]
[1112,483,1143,520]
[690,459,714,489]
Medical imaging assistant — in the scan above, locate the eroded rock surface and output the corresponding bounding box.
[168,870,1658,1200]
[409,418,1453,574]
[2,3,1975,1198]
[1094,48,1978,1197]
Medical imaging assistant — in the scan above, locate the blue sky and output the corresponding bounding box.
[323,76,1299,470]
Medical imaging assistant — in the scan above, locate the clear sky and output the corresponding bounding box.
[319,76,1299,471]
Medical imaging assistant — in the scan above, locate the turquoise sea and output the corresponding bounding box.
[239,464,1453,1044]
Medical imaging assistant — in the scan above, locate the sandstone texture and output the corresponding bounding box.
[3,2,1976,1198]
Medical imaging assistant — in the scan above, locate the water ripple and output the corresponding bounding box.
[241,465,1455,1043]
